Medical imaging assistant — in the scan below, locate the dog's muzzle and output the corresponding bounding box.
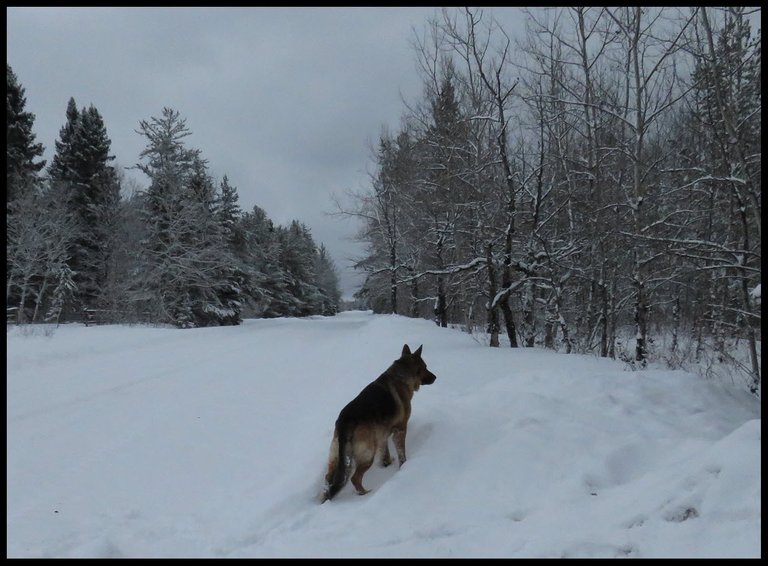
[422,371,437,385]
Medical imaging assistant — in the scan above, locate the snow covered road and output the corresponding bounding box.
[6,312,761,557]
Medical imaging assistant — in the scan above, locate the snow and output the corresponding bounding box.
[6,311,761,558]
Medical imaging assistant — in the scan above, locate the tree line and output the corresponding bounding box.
[7,68,341,328]
[338,7,760,395]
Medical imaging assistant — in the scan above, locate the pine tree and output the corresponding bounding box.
[134,108,241,327]
[315,243,342,315]
[216,175,242,246]
[186,158,242,326]
[48,100,121,316]
[237,205,290,317]
[421,69,470,327]
[48,97,79,183]
[213,175,247,324]
[278,221,323,316]
[7,64,47,319]
[7,64,46,204]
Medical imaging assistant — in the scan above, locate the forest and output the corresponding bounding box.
[335,7,760,395]
[6,7,760,397]
[7,84,342,329]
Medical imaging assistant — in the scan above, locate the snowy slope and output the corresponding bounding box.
[6,312,761,558]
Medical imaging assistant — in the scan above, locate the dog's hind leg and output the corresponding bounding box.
[350,426,376,495]
[351,460,373,495]
[378,429,393,467]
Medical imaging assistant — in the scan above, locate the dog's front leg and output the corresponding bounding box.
[393,426,407,466]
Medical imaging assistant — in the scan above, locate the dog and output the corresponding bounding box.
[320,344,437,502]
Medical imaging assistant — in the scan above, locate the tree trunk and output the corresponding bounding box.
[554,287,572,354]
[410,269,419,318]
[522,280,535,347]
[32,275,49,323]
[599,280,609,358]
[435,276,447,328]
[486,243,500,347]
[435,230,447,328]
[634,275,648,367]
[670,294,680,355]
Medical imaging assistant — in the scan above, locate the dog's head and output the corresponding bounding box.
[400,344,437,387]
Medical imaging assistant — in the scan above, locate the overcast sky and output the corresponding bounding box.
[7,7,527,298]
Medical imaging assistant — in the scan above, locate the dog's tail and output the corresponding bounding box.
[322,417,353,502]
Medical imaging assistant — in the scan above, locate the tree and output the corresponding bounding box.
[133,107,241,327]
[237,205,290,317]
[315,243,342,316]
[678,7,762,393]
[7,187,78,323]
[48,100,121,316]
[347,6,758,392]
[213,174,247,325]
[7,64,47,319]
[277,220,322,317]
[7,64,45,204]
[443,8,523,347]
[421,69,470,328]
[333,126,421,316]
[47,97,79,183]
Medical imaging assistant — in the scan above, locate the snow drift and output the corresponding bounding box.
[6,311,760,557]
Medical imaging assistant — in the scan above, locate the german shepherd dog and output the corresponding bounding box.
[320,344,437,502]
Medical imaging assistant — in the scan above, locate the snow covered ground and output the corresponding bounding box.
[6,311,761,557]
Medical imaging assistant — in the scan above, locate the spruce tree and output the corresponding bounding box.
[134,108,241,327]
[48,100,121,316]
[279,221,323,316]
[48,97,79,184]
[7,64,47,319]
[7,64,45,204]
[315,243,342,315]
[213,175,247,324]
[186,158,242,326]
[216,175,242,245]
[237,205,290,317]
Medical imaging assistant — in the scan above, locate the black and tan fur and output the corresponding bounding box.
[320,344,437,502]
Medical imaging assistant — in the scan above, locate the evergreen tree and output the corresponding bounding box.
[315,243,342,315]
[48,99,121,316]
[421,69,471,327]
[237,205,291,317]
[216,175,242,246]
[48,97,79,183]
[7,64,47,317]
[134,107,241,327]
[7,64,45,204]
[186,158,242,326]
[213,175,248,324]
[277,220,323,316]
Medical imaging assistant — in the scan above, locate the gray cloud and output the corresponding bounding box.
[7,7,526,299]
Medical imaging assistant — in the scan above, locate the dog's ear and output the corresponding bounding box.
[414,345,423,358]
[402,344,411,357]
